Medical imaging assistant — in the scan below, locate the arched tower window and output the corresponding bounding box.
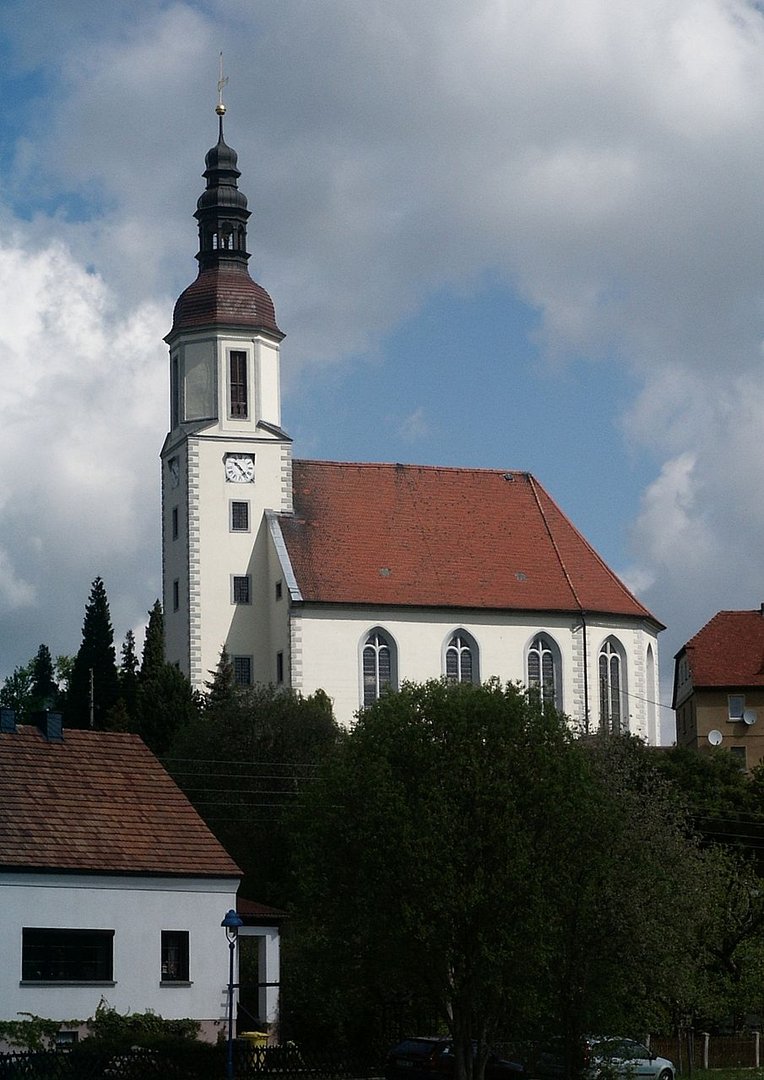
[361,628,397,707]
[599,637,627,733]
[527,633,562,709]
[444,630,479,684]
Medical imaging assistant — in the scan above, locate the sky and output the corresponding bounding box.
[2,0,764,741]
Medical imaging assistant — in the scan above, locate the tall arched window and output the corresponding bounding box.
[444,631,479,684]
[599,637,626,733]
[362,629,397,707]
[527,634,561,709]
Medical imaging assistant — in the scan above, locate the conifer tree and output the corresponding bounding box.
[66,577,120,729]
[30,644,59,711]
[204,646,237,710]
[119,630,140,724]
[140,600,165,682]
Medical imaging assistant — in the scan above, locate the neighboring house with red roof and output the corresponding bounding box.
[161,109,663,741]
[673,607,764,768]
[0,712,282,1040]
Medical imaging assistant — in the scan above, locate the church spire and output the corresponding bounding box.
[194,59,251,271]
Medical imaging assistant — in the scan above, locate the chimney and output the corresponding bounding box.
[32,710,63,743]
[760,602,764,617]
[0,708,16,734]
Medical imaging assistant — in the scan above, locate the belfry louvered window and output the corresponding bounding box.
[229,351,248,419]
[362,629,396,707]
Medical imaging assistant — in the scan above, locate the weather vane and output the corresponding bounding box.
[216,51,228,116]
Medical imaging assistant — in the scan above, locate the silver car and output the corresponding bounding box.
[536,1037,674,1080]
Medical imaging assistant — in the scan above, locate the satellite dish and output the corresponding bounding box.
[743,709,758,726]
[708,729,723,746]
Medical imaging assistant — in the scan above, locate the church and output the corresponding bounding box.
[160,103,663,738]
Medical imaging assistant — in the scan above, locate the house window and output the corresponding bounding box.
[233,656,252,685]
[362,629,396,707]
[276,651,284,684]
[527,633,561,709]
[730,746,747,769]
[229,351,248,419]
[445,631,478,684]
[172,506,179,540]
[599,638,626,733]
[22,928,114,983]
[729,695,745,721]
[161,930,189,983]
[173,579,180,611]
[232,575,251,604]
[230,501,250,532]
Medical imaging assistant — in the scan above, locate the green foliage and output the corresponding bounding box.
[119,628,140,721]
[85,1001,199,1046]
[140,601,165,683]
[166,682,339,903]
[66,577,120,729]
[29,644,60,711]
[287,682,733,1073]
[0,1013,65,1049]
[204,645,237,709]
[0,664,33,716]
[137,661,199,754]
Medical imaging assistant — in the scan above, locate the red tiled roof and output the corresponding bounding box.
[277,461,659,623]
[0,726,241,878]
[168,264,282,339]
[681,610,764,687]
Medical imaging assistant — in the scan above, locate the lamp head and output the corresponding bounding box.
[222,908,243,942]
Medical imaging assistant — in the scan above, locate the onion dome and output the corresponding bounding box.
[168,110,283,340]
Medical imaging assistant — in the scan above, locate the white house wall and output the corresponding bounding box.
[0,872,237,1027]
[292,605,660,741]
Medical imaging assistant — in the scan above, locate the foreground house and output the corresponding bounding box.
[0,712,279,1039]
[673,607,764,768]
[161,104,663,739]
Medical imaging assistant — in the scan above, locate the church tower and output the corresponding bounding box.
[161,98,291,690]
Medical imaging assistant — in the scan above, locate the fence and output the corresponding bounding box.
[0,1042,385,1080]
[650,1032,761,1071]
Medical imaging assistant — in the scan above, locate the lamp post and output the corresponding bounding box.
[222,908,243,1080]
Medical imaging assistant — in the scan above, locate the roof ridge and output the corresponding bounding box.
[294,458,530,477]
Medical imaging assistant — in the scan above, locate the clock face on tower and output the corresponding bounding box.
[224,453,255,483]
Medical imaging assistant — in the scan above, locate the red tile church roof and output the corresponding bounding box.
[680,610,764,687]
[0,726,241,878]
[278,461,660,623]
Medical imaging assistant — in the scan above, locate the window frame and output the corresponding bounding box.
[231,575,251,605]
[161,930,190,984]
[230,500,250,533]
[443,629,479,684]
[228,350,249,420]
[360,628,398,708]
[598,637,627,734]
[21,928,115,984]
[172,506,179,540]
[526,632,562,710]
[728,694,746,721]
[233,655,252,686]
[173,579,180,612]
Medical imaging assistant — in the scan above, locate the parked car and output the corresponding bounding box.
[535,1037,674,1080]
[385,1037,526,1080]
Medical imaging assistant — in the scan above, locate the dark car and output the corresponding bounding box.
[385,1037,526,1080]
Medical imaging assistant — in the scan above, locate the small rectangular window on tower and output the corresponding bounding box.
[173,579,180,611]
[276,651,284,684]
[275,580,283,601]
[230,501,250,532]
[233,656,252,685]
[229,351,248,419]
[172,506,179,540]
[232,575,251,604]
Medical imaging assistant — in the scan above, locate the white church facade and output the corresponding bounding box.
[161,106,663,739]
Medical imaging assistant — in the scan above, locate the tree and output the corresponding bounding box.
[288,682,726,1073]
[140,600,165,683]
[167,683,339,904]
[119,629,140,724]
[66,577,120,729]
[0,665,33,716]
[203,646,236,709]
[29,644,60,711]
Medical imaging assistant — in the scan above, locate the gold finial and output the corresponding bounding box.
[216,51,228,116]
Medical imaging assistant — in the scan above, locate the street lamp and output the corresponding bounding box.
[222,908,243,1080]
